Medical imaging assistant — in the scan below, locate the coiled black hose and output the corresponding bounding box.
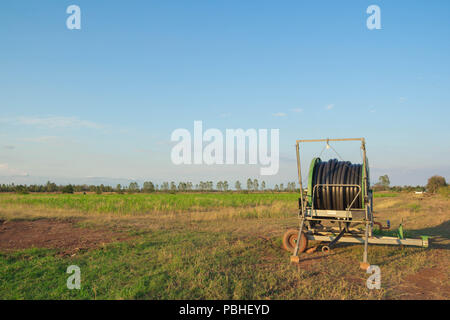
[311,159,363,210]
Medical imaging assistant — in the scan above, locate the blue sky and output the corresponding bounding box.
[0,0,449,187]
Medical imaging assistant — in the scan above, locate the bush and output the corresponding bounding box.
[437,186,450,198]
[426,175,447,193]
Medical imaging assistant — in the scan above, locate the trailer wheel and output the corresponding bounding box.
[283,229,308,253]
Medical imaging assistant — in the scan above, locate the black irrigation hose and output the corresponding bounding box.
[312,159,363,210]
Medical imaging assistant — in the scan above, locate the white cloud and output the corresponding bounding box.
[1,116,104,129]
[325,104,334,110]
[272,112,287,117]
[291,108,303,113]
[0,163,28,176]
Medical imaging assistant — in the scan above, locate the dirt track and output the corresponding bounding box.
[0,219,127,255]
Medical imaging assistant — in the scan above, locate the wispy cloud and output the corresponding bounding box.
[1,116,104,129]
[3,145,15,150]
[272,112,287,117]
[291,108,303,113]
[0,163,28,176]
[19,136,59,143]
[325,104,334,110]
[399,97,407,103]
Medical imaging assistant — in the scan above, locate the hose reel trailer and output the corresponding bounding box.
[284,138,429,270]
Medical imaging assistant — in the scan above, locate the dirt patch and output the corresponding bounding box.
[396,265,450,299]
[0,219,129,256]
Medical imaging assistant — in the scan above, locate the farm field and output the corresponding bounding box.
[0,192,448,299]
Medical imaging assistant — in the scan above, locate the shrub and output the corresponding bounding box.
[426,175,447,193]
[437,186,450,198]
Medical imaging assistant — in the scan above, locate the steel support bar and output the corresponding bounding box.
[306,234,428,248]
[363,222,369,263]
[293,218,305,257]
[327,228,346,249]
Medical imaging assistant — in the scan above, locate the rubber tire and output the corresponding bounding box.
[282,229,308,253]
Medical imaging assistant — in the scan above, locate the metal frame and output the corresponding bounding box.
[290,138,428,265]
[307,233,429,247]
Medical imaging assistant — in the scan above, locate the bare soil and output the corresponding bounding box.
[0,219,128,256]
[396,254,450,300]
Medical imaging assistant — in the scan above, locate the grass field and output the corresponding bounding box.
[0,192,298,216]
[0,191,448,299]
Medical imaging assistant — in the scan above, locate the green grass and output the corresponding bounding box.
[1,228,434,300]
[0,191,448,299]
[0,229,398,300]
[373,192,399,198]
[0,193,299,215]
[0,230,285,299]
[0,191,398,214]
[406,203,421,212]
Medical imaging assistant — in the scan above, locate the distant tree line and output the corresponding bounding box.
[0,179,299,194]
[372,174,447,193]
[2,175,446,195]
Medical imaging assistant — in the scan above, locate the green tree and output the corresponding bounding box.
[15,185,29,194]
[253,179,259,191]
[287,182,296,192]
[247,178,253,191]
[46,181,57,192]
[178,182,187,191]
[128,182,139,193]
[378,175,390,188]
[426,175,447,193]
[235,181,241,191]
[143,181,155,193]
[62,184,74,194]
